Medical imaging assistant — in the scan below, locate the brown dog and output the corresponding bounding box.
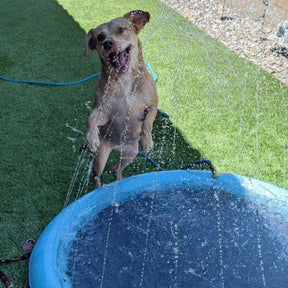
[83,10,158,188]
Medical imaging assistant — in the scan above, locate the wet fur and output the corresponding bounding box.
[83,11,158,188]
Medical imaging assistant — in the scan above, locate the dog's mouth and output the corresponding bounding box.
[108,45,132,75]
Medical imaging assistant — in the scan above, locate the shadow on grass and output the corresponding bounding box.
[0,0,202,286]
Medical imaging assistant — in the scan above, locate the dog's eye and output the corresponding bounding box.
[97,34,105,42]
[117,27,126,35]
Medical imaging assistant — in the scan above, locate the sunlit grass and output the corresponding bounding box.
[58,0,288,186]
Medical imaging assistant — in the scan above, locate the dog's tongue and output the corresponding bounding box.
[118,51,126,66]
[110,50,129,75]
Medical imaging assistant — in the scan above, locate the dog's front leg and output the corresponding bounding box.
[86,109,108,153]
[139,106,157,153]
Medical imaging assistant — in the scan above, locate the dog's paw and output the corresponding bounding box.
[86,130,100,153]
[140,137,153,153]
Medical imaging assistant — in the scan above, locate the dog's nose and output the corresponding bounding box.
[103,39,114,51]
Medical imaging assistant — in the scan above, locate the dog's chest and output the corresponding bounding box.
[111,77,141,111]
[117,77,134,97]
[110,79,144,126]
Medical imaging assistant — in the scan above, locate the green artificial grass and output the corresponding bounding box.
[0,0,287,286]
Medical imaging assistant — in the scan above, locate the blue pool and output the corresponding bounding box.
[29,170,288,287]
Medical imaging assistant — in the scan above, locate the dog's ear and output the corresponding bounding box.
[84,29,97,57]
[123,10,150,33]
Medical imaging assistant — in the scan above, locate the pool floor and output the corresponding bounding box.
[66,188,288,287]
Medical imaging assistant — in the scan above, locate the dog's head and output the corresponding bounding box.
[85,10,150,76]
